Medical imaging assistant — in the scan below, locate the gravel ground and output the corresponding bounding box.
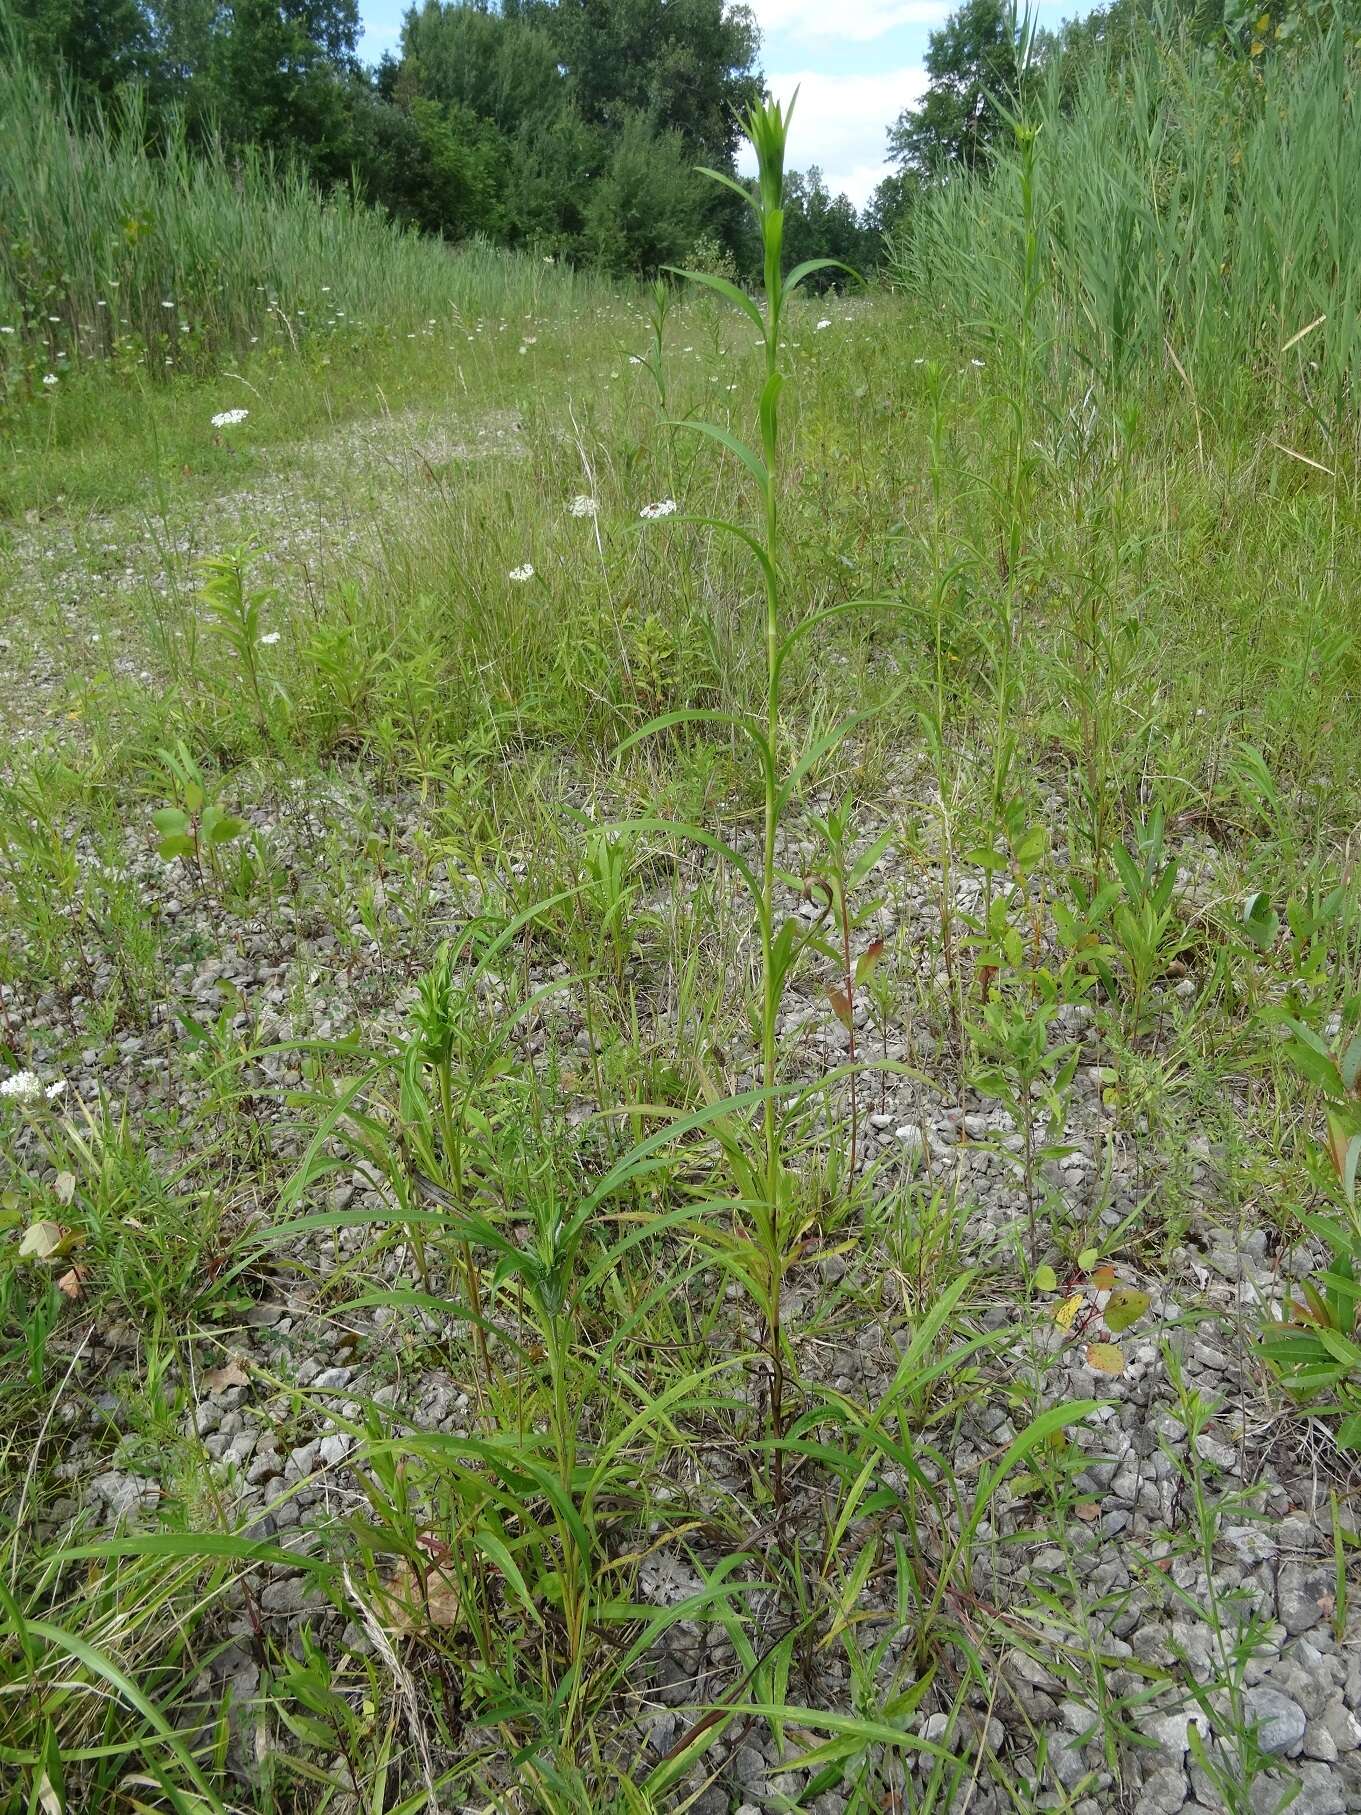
[3,406,1358,1814]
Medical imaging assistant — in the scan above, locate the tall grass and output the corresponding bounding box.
[0,53,584,389]
[895,24,1361,434]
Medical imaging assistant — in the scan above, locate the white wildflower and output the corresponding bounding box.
[259,631,281,646]
[0,325,13,334]
[211,408,248,428]
[628,355,643,366]
[42,373,58,387]
[1,1071,43,1102]
[569,495,598,518]
[639,499,678,520]
[970,358,985,368]
[508,563,535,582]
[815,318,832,331]
[45,1080,67,1100]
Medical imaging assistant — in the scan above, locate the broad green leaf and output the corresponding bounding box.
[1104,1288,1151,1333]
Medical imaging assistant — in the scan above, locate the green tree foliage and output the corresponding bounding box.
[6,0,154,97]
[1,0,891,276]
[887,0,1024,176]
[579,111,703,273]
[204,0,361,177]
[780,167,878,279]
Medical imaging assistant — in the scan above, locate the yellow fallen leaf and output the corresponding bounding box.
[1054,1292,1084,1331]
[1085,1342,1125,1376]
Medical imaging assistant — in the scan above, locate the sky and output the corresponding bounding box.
[356,0,1079,210]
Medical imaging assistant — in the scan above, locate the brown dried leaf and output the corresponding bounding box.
[855,938,886,984]
[825,984,853,1029]
[57,1265,85,1299]
[19,1220,63,1260]
[382,1558,462,1633]
[204,1358,250,1393]
[53,1170,76,1206]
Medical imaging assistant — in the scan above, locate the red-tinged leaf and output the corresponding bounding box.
[855,938,886,985]
[826,984,853,1029]
[1090,1263,1117,1292]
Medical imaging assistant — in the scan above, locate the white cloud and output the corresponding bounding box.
[739,69,926,208]
[752,0,947,40]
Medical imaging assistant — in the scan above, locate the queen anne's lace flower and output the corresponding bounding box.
[0,1072,61,1103]
[815,319,832,331]
[42,373,58,387]
[639,499,678,520]
[211,408,248,428]
[569,495,598,518]
[259,631,281,646]
[508,563,535,582]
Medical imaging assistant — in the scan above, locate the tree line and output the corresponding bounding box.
[3,0,1333,282]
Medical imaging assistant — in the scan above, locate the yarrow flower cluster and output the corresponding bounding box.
[0,1071,66,1103]
[508,563,535,582]
[42,373,58,387]
[815,319,832,331]
[639,499,678,520]
[259,631,281,646]
[568,495,598,518]
[211,408,249,428]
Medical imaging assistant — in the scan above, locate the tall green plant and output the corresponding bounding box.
[620,97,861,1502]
